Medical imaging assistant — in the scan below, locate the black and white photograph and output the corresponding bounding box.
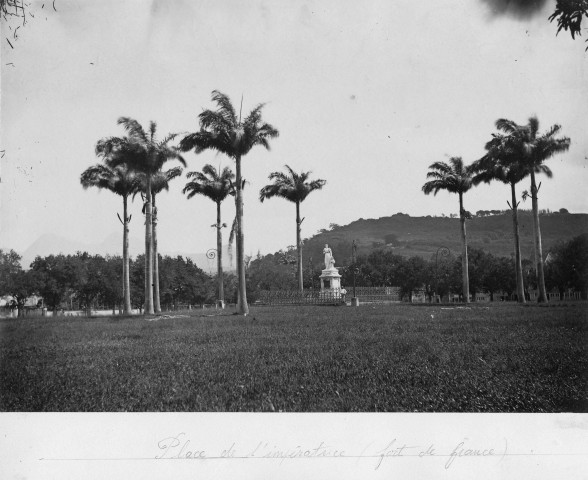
[1,0,587,478]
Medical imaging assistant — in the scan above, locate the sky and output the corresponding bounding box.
[1,0,587,263]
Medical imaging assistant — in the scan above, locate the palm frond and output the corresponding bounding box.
[528,116,539,139]
[81,163,137,197]
[536,164,553,178]
[211,90,237,124]
[421,179,445,196]
[489,116,570,182]
[422,157,473,196]
[183,164,234,203]
[259,165,325,203]
[149,121,157,142]
[182,91,279,163]
[95,136,128,158]
[495,118,518,135]
[158,132,179,147]
[80,164,113,190]
[117,117,147,143]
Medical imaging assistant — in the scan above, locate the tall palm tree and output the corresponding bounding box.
[259,165,326,292]
[422,157,473,303]
[98,117,186,314]
[183,164,235,308]
[135,167,183,313]
[80,163,137,315]
[494,117,570,303]
[471,134,528,303]
[179,91,279,315]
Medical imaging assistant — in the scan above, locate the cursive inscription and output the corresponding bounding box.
[445,438,495,469]
[156,433,206,459]
[154,433,505,470]
[375,439,419,469]
[247,441,345,459]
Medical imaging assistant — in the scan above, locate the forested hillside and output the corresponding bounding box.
[298,212,588,268]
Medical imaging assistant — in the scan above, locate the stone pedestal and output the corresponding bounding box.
[351,297,360,307]
[319,266,342,299]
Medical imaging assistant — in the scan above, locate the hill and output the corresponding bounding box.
[298,211,588,267]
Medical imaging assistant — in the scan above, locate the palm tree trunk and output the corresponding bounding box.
[530,171,548,302]
[123,195,132,314]
[459,193,470,303]
[510,182,526,304]
[144,176,154,314]
[152,193,161,313]
[235,155,249,315]
[216,200,225,308]
[296,201,303,292]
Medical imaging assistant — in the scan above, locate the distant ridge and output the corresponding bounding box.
[297,212,588,267]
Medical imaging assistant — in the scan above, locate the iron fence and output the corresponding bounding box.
[256,287,402,305]
[257,289,347,305]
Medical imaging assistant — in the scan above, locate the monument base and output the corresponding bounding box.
[319,266,342,292]
[351,297,359,307]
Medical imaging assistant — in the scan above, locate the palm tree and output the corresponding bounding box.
[259,165,326,292]
[494,117,570,303]
[98,117,186,314]
[422,157,473,303]
[179,91,279,315]
[135,167,183,313]
[80,163,137,315]
[471,134,528,303]
[183,164,235,308]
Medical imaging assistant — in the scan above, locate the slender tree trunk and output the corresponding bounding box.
[510,182,526,304]
[235,155,249,315]
[530,171,548,302]
[122,195,132,314]
[217,200,225,307]
[153,194,161,313]
[144,176,154,314]
[296,201,303,292]
[459,193,470,303]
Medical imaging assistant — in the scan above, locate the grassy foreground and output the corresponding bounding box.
[1,303,586,412]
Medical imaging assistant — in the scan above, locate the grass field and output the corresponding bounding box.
[1,303,586,412]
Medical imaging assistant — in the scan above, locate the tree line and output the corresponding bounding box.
[0,250,221,316]
[245,234,588,302]
[2,234,586,315]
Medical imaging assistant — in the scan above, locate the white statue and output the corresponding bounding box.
[323,244,335,269]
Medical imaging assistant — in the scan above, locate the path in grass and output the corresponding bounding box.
[1,303,586,412]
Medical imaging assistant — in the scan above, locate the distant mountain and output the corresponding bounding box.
[298,212,588,268]
[20,234,94,268]
[19,233,235,272]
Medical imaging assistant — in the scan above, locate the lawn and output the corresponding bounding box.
[0,303,586,412]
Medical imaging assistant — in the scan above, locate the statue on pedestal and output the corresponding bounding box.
[323,244,335,269]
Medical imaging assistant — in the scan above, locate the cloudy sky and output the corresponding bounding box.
[1,0,587,262]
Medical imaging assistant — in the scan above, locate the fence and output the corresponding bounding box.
[348,286,402,303]
[257,289,346,306]
[256,287,402,306]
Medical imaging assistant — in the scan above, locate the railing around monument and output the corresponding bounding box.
[256,287,401,306]
[257,289,343,305]
[351,286,401,303]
